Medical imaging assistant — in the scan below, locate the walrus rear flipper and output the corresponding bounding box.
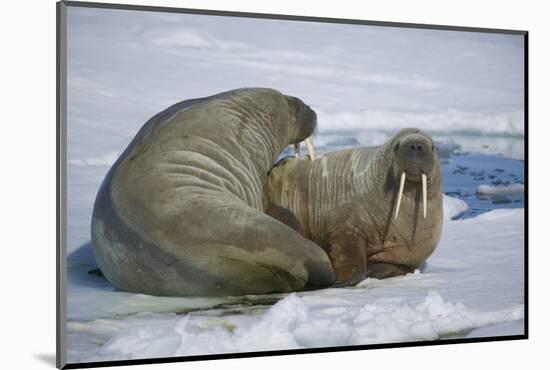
[173,197,335,296]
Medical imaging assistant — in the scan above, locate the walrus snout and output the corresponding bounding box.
[392,132,437,220]
[394,133,435,182]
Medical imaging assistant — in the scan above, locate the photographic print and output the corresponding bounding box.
[57,1,527,368]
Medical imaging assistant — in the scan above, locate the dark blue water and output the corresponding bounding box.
[441,153,525,219]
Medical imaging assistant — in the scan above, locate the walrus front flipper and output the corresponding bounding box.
[324,225,368,287]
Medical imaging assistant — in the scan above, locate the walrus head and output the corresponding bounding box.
[284,95,318,145]
[388,128,437,220]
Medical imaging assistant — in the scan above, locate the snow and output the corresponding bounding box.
[477,183,525,195]
[63,7,525,364]
[71,289,522,362]
[66,7,524,163]
[67,209,524,362]
[317,109,524,136]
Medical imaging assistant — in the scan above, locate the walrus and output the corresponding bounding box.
[91,88,335,297]
[265,128,443,286]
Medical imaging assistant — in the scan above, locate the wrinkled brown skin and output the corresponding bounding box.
[266,128,443,286]
[91,88,335,297]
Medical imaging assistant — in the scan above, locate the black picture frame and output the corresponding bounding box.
[57,1,528,368]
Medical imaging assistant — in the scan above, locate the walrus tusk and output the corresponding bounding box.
[305,137,315,161]
[394,171,406,220]
[422,173,427,219]
[294,143,300,158]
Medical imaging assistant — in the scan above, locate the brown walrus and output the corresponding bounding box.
[91,88,335,297]
[265,128,443,286]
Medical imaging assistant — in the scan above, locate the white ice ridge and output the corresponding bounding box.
[72,292,522,361]
[316,109,525,137]
[443,195,469,220]
[476,183,525,195]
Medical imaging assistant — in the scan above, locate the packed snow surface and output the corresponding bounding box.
[67,209,524,362]
[74,290,521,361]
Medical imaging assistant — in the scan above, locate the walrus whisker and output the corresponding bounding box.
[394,171,406,220]
[294,143,300,158]
[305,137,315,161]
[422,173,427,219]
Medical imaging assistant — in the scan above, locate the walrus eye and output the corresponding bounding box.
[393,142,400,153]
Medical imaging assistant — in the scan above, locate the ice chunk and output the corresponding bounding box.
[476,183,524,195]
[443,195,469,220]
